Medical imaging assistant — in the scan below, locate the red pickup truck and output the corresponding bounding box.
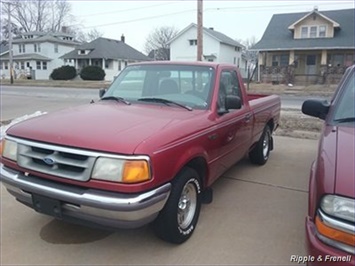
[1,62,280,243]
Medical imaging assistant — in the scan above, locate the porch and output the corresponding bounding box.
[257,50,354,85]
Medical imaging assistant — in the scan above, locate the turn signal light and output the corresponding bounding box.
[316,216,355,246]
[123,160,150,183]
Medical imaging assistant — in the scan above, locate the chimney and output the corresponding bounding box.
[314,6,318,12]
[121,34,125,43]
[209,27,214,30]
[61,26,68,33]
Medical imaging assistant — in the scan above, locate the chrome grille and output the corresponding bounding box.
[17,142,96,181]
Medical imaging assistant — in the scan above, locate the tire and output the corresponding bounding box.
[249,125,272,165]
[152,167,202,244]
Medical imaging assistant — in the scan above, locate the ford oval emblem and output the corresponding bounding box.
[43,157,55,166]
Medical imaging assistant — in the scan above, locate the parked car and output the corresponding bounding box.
[0,61,280,243]
[302,64,354,265]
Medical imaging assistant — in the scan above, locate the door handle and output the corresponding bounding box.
[244,114,252,122]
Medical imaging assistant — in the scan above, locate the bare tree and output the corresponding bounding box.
[144,26,179,60]
[1,0,72,33]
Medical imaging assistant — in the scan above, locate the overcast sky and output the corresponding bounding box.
[69,0,354,53]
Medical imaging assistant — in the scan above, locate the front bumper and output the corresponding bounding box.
[0,164,171,229]
[305,216,355,266]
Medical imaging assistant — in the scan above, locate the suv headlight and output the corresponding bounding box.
[315,195,355,254]
[321,195,355,223]
[92,157,150,183]
[1,138,18,161]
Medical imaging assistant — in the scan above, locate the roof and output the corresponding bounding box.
[61,37,150,61]
[13,31,80,46]
[252,8,355,51]
[0,53,51,61]
[169,23,244,48]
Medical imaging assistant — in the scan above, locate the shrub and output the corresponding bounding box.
[50,65,77,80]
[80,65,106,81]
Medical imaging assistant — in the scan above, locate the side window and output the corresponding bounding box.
[218,70,242,111]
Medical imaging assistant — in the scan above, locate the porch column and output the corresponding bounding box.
[320,50,328,85]
[102,58,105,69]
[258,52,265,65]
[289,50,295,64]
[89,58,92,66]
[321,50,327,65]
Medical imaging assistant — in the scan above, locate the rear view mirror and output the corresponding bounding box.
[225,95,242,110]
[302,99,330,120]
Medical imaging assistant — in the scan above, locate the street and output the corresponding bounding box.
[0,85,318,265]
[0,85,328,121]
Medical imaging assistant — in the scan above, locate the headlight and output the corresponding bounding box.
[315,195,355,254]
[92,157,150,183]
[1,138,18,161]
[321,195,355,223]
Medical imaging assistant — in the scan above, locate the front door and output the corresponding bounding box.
[306,55,317,75]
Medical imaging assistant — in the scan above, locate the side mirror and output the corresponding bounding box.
[99,88,107,98]
[225,95,242,110]
[302,99,330,120]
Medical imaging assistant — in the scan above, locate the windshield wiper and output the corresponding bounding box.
[137,97,193,111]
[334,117,355,123]
[101,96,131,105]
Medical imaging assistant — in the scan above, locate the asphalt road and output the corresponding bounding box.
[0,85,318,265]
[0,85,328,121]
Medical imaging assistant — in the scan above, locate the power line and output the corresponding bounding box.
[77,9,196,29]
[75,2,178,18]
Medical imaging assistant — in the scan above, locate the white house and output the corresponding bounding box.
[61,36,151,81]
[0,31,80,80]
[169,23,248,77]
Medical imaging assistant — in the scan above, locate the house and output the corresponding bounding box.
[61,36,151,81]
[169,23,248,77]
[252,8,355,85]
[0,31,80,80]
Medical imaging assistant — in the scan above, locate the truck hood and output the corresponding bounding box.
[334,126,355,198]
[6,102,203,154]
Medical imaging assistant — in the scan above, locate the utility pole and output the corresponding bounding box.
[197,0,203,61]
[4,1,14,84]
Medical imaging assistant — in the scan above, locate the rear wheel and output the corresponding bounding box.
[152,167,201,244]
[249,125,272,165]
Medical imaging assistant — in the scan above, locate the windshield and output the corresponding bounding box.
[333,71,355,123]
[104,64,215,109]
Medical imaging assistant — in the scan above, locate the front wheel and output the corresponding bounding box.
[152,167,202,244]
[249,125,272,165]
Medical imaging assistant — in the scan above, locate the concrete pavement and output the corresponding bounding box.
[1,136,317,265]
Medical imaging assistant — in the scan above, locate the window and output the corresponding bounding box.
[280,54,289,66]
[189,39,197,46]
[42,62,47,70]
[4,62,8,69]
[301,27,308,38]
[79,50,85,55]
[235,47,240,52]
[36,61,41,70]
[54,44,59,53]
[272,55,278,66]
[219,70,242,111]
[301,25,327,38]
[272,54,289,66]
[20,62,25,69]
[118,61,122,71]
[319,25,326,37]
[26,62,30,68]
[34,44,37,52]
[18,44,25,53]
[310,26,317,38]
[0,63,2,70]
